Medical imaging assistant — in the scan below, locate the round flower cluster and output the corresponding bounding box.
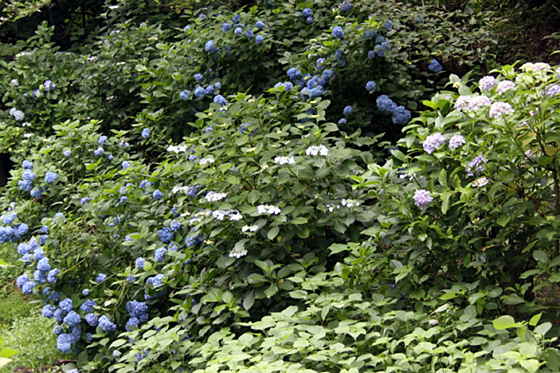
[428,59,442,73]
[423,133,446,154]
[489,102,514,118]
[413,189,433,209]
[376,95,411,125]
[448,134,466,151]
[496,80,515,94]
[205,191,227,202]
[9,107,25,121]
[466,155,487,176]
[479,76,498,91]
[306,145,328,156]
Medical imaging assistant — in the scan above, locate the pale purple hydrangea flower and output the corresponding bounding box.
[413,189,433,209]
[423,133,446,154]
[468,95,492,112]
[489,102,513,118]
[454,96,471,112]
[479,76,498,91]
[545,85,560,97]
[449,134,466,151]
[466,155,487,176]
[496,80,515,94]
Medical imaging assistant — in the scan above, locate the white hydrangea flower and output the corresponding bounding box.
[205,192,227,202]
[199,156,215,165]
[229,247,248,258]
[341,199,360,207]
[10,79,18,86]
[472,177,489,187]
[257,205,281,215]
[520,62,550,72]
[212,210,227,220]
[326,203,341,212]
[228,210,243,221]
[306,145,329,156]
[167,144,188,153]
[274,156,296,165]
[242,225,259,233]
[478,76,497,91]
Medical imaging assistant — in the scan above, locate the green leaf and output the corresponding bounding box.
[440,292,458,300]
[529,313,542,327]
[243,290,255,311]
[520,359,540,373]
[493,315,518,330]
[533,250,548,263]
[267,226,280,240]
[535,322,552,336]
[496,215,510,227]
[0,348,18,358]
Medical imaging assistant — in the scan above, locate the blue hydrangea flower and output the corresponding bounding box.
[98,135,107,145]
[54,212,65,222]
[22,160,33,169]
[94,147,104,157]
[428,59,443,73]
[340,1,353,11]
[146,274,165,288]
[384,20,393,30]
[95,273,107,283]
[234,27,242,35]
[170,220,181,231]
[338,118,347,124]
[85,313,99,326]
[42,304,56,318]
[79,299,97,313]
[194,87,206,98]
[332,26,344,39]
[255,35,263,44]
[22,280,36,294]
[34,270,47,284]
[45,171,58,184]
[107,154,114,161]
[303,8,312,17]
[13,223,28,239]
[63,311,81,327]
[154,247,166,263]
[287,68,301,80]
[368,50,375,59]
[135,257,146,269]
[127,300,149,319]
[3,213,17,224]
[246,29,254,38]
[82,289,89,296]
[194,73,203,81]
[221,23,231,32]
[152,190,163,200]
[232,14,241,24]
[22,170,35,181]
[413,189,433,209]
[47,268,59,283]
[205,85,214,95]
[158,227,173,243]
[30,187,43,199]
[44,80,56,91]
[59,298,73,312]
[213,95,227,106]
[18,179,32,191]
[179,90,190,100]
[306,16,313,23]
[391,106,411,125]
[63,150,71,157]
[16,274,31,289]
[126,317,140,331]
[57,334,73,353]
[141,128,150,138]
[343,105,353,116]
[376,95,397,114]
[366,81,376,92]
[37,257,50,272]
[99,315,117,332]
[256,20,265,29]
[121,161,130,169]
[205,40,216,52]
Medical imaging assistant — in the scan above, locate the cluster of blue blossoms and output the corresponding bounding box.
[376,95,411,125]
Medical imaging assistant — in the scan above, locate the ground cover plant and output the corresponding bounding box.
[0,0,559,372]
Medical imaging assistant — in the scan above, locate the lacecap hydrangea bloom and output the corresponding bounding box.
[306,145,328,156]
[413,189,433,209]
[257,205,281,215]
[274,156,296,165]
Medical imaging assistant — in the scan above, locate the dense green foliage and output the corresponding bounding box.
[0,0,559,372]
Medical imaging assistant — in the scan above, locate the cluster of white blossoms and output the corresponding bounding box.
[341,199,360,208]
[242,225,259,233]
[305,145,329,156]
[326,203,341,212]
[189,210,211,224]
[257,205,281,215]
[212,209,243,221]
[229,246,248,259]
[205,191,227,202]
[167,144,188,153]
[472,177,489,187]
[199,156,215,165]
[274,156,296,165]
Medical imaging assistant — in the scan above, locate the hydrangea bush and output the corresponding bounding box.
[0,0,555,372]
